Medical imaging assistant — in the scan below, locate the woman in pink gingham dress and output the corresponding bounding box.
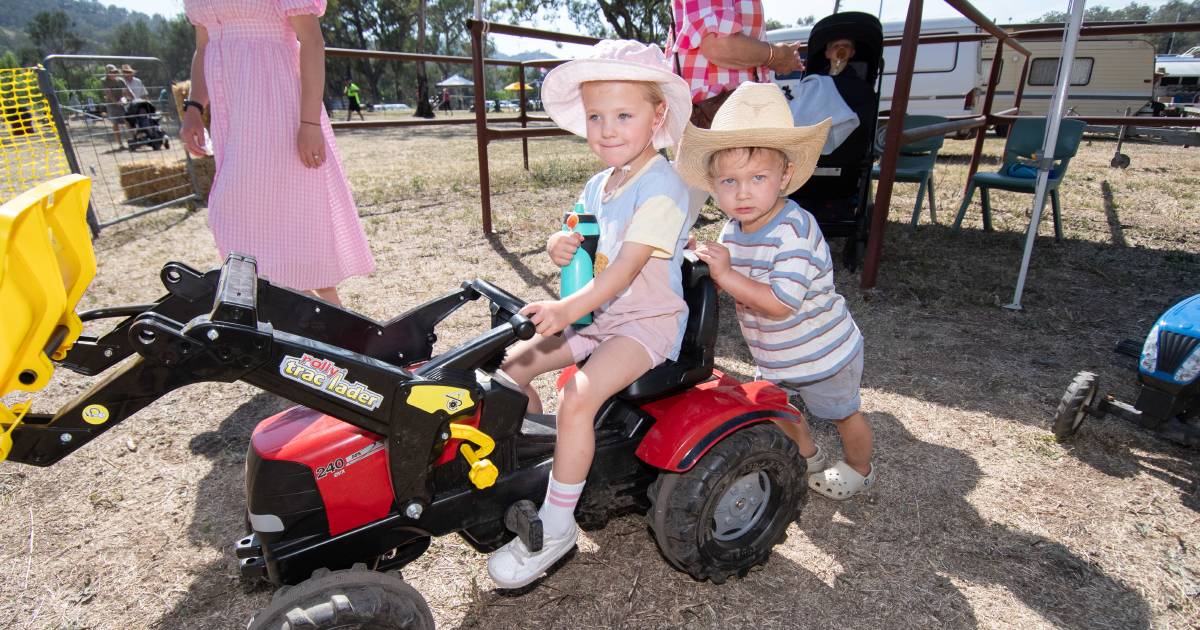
[180,0,374,305]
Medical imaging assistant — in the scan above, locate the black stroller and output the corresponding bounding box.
[124,100,170,151]
[780,12,883,270]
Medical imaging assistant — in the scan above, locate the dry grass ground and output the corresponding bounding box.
[1,125,1198,629]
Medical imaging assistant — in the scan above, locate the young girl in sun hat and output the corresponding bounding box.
[488,39,697,589]
[677,82,876,501]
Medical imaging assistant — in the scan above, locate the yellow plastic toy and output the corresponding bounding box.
[448,422,499,489]
[0,174,95,460]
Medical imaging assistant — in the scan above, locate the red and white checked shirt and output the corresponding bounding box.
[669,0,768,103]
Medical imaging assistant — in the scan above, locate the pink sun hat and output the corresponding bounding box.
[541,40,692,150]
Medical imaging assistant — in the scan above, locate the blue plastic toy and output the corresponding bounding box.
[560,203,599,326]
[1054,294,1200,448]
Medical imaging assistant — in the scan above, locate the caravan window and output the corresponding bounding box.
[1028,57,1094,86]
[883,41,960,74]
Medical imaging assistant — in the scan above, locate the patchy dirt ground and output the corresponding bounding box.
[2,125,1198,629]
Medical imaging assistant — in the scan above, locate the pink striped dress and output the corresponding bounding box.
[185,0,375,290]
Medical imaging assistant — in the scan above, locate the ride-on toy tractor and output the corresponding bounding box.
[2,176,810,628]
[1053,294,1200,448]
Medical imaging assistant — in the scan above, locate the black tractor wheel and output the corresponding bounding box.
[1053,371,1099,441]
[248,564,433,630]
[647,423,806,584]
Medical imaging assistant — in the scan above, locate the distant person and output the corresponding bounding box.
[181,0,375,306]
[439,87,452,114]
[101,64,126,147]
[121,64,149,101]
[343,79,364,121]
[670,0,805,127]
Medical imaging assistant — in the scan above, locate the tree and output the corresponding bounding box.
[324,0,389,106]
[156,14,196,81]
[798,15,816,26]
[414,0,436,118]
[495,0,672,44]
[107,18,154,57]
[0,50,21,69]
[764,18,786,31]
[1032,0,1200,54]
[25,11,83,59]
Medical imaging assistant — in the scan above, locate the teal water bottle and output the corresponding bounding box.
[560,203,600,326]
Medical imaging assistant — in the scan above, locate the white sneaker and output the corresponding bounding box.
[487,525,578,589]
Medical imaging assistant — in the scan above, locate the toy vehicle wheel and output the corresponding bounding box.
[1110,153,1130,169]
[1053,371,1099,441]
[647,423,805,584]
[248,564,433,630]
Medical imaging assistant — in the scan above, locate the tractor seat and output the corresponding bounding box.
[617,253,718,402]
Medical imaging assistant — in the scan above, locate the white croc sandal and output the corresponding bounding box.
[808,460,875,500]
[805,444,829,476]
[487,525,578,589]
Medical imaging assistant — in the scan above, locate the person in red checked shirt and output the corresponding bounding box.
[669,0,806,109]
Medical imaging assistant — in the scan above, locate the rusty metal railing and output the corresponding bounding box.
[861,7,1200,290]
[468,20,599,233]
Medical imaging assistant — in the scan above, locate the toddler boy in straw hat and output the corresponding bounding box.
[488,39,697,588]
[677,82,876,500]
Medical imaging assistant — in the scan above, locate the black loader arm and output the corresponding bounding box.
[61,259,483,377]
[7,255,274,465]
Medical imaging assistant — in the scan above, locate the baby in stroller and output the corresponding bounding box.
[124,100,170,151]
[774,12,883,269]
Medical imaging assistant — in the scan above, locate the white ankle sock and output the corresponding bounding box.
[539,476,584,538]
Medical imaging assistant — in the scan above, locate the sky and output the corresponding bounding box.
[102,0,1176,55]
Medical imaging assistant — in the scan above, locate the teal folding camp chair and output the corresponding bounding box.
[871,114,947,227]
[952,118,1087,241]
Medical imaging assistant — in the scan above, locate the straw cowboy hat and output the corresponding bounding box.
[120,64,137,74]
[675,82,832,195]
[541,40,691,150]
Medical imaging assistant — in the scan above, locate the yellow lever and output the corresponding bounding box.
[0,399,32,462]
[448,423,499,489]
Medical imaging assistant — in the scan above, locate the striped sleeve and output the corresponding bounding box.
[768,214,821,312]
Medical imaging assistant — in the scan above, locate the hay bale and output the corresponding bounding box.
[171,81,211,129]
[118,160,194,206]
[190,155,215,200]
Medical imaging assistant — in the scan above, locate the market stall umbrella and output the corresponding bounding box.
[436,74,475,87]
[502,82,530,91]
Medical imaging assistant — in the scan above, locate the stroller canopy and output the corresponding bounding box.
[806,12,884,83]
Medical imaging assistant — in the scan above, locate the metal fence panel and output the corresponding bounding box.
[43,55,199,230]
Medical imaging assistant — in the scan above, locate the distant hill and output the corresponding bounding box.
[492,50,561,62]
[1,0,166,56]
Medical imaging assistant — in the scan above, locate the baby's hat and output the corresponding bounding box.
[541,40,692,149]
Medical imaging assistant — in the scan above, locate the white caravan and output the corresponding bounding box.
[766,17,1155,118]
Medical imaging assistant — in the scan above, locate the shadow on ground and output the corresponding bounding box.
[444,413,1151,629]
[153,391,287,628]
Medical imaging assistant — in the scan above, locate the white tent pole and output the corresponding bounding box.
[1005,0,1087,310]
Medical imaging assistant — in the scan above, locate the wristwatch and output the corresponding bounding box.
[183,99,205,114]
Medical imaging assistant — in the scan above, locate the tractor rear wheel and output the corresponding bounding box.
[647,423,806,584]
[1053,371,1099,441]
[248,564,433,630]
